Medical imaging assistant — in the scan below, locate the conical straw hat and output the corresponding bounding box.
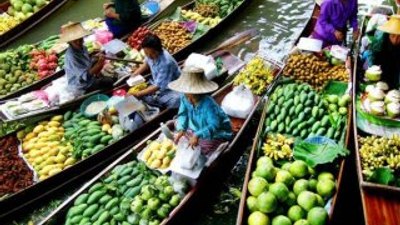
[378,15,400,35]
[59,22,92,43]
[168,67,218,94]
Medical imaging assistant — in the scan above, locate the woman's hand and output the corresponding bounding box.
[174,131,185,144]
[334,30,344,41]
[189,135,199,149]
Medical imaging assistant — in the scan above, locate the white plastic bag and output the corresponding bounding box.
[176,137,201,170]
[184,53,218,80]
[221,85,254,119]
[366,14,388,33]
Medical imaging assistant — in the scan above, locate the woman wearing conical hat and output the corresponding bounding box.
[61,22,114,94]
[363,15,400,88]
[169,67,233,156]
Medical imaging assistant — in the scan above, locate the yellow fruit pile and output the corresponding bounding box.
[233,57,275,95]
[128,82,148,95]
[21,115,76,180]
[142,139,176,169]
[262,134,294,161]
[181,9,221,27]
[0,15,20,35]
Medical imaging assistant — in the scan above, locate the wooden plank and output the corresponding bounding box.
[361,190,400,225]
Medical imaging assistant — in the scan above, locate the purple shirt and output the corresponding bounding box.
[313,0,358,46]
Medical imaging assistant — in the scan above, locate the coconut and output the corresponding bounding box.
[386,102,400,118]
[365,85,375,94]
[375,81,389,91]
[370,101,386,116]
[385,90,400,104]
[365,65,382,81]
[368,88,385,101]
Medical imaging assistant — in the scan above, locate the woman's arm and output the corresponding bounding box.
[176,97,189,132]
[133,63,149,76]
[318,2,339,38]
[132,85,159,97]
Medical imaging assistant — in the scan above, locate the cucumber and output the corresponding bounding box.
[64,111,73,121]
[99,195,113,204]
[97,211,110,224]
[126,175,142,187]
[78,217,90,225]
[70,215,83,224]
[86,128,102,136]
[68,204,87,218]
[120,167,133,177]
[125,186,141,198]
[105,198,119,210]
[87,190,106,204]
[89,134,103,144]
[74,193,89,205]
[311,121,321,133]
[109,206,119,215]
[100,135,113,144]
[88,182,104,193]
[88,121,101,127]
[83,204,99,217]
[78,120,91,126]
[91,208,105,221]
[91,144,106,154]
[113,213,125,221]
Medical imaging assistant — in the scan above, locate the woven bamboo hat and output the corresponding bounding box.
[168,67,218,94]
[59,22,92,43]
[378,15,400,35]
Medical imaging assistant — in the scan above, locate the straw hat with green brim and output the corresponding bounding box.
[58,22,92,43]
[168,67,218,94]
[378,15,400,35]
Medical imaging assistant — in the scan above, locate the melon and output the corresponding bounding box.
[21,3,33,14]
[12,0,24,11]
[35,0,46,7]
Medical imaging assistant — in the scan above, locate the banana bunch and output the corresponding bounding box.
[128,82,148,95]
[0,15,20,35]
[233,57,275,95]
[262,134,294,161]
[181,9,221,27]
[194,4,219,17]
[359,135,400,175]
[83,19,104,31]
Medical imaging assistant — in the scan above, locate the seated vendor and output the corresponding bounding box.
[170,67,233,156]
[103,0,142,38]
[362,15,400,88]
[130,34,181,109]
[62,22,114,94]
[312,0,359,47]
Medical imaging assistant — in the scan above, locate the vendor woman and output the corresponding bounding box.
[130,34,181,109]
[169,67,233,156]
[62,22,114,94]
[312,0,359,47]
[103,0,142,38]
[362,15,400,88]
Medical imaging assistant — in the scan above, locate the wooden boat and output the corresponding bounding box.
[352,8,400,225]
[236,4,354,225]
[0,48,244,220]
[0,0,178,102]
[37,80,263,225]
[0,27,257,123]
[0,0,69,49]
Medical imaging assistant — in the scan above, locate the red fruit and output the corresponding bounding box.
[48,55,58,62]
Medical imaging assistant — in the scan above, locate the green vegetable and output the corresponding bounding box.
[293,141,349,167]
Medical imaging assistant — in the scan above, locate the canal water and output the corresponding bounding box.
[4,0,319,224]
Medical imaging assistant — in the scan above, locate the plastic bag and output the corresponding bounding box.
[221,85,254,119]
[366,14,387,33]
[184,53,218,80]
[175,137,201,170]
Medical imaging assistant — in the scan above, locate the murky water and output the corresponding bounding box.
[4,0,314,224]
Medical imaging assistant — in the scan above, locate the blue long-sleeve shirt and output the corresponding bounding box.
[176,95,233,140]
[145,49,181,93]
[64,45,94,91]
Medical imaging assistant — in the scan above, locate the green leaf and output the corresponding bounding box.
[293,141,349,167]
[169,7,182,21]
[368,167,395,185]
[192,22,209,40]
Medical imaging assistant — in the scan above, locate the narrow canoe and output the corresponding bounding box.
[352,8,400,225]
[0,0,69,49]
[0,50,242,220]
[236,3,354,224]
[37,79,263,225]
